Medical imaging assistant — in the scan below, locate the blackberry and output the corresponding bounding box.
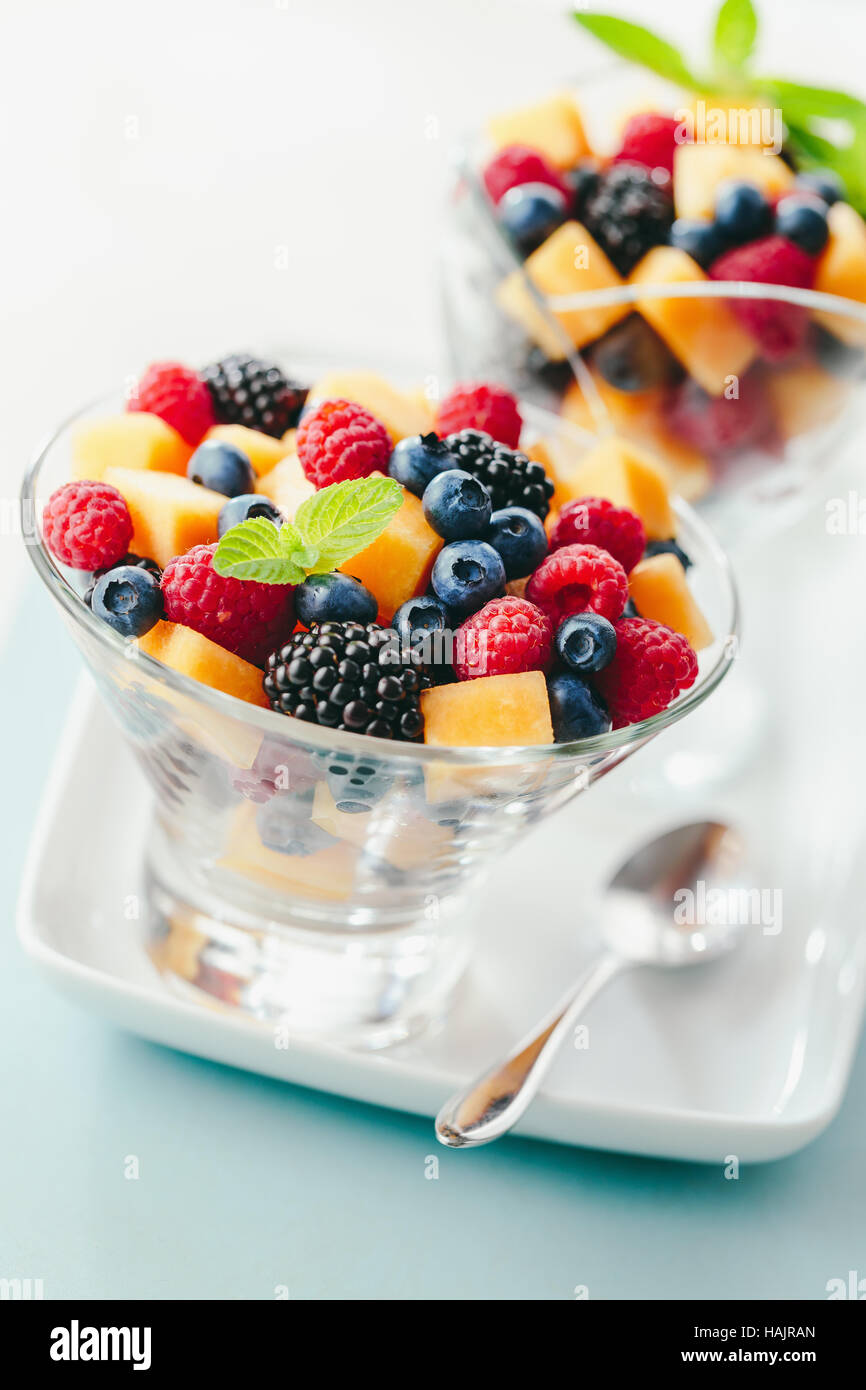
[201,353,308,438]
[85,553,161,607]
[264,621,430,741]
[581,162,673,275]
[442,430,554,520]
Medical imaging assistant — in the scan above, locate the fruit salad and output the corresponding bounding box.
[42,359,715,754]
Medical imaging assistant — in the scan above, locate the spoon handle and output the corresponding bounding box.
[435,952,625,1148]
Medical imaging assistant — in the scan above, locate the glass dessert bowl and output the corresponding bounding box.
[23,375,738,1050]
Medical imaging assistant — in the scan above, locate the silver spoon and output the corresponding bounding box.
[435,821,748,1148]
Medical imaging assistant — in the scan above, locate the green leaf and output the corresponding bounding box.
[293,475,403,574]
[212,517,298,583]
[573,13,699,88]
[713,0,758,74]
[762,79,866,125]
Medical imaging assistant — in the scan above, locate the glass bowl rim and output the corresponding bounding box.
[21,392,740,768]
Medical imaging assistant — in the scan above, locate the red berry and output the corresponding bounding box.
[613,113,680,176]
[668,370,775,456]
[593,617,698,729]
[435,382,523,448]
[454,596,552,681]
[525,543,628,626]
[548,496,646,573]
[296,399,392,489]
[42,480,133,571]
[482,144,571,205]
[709,235,816,361]
[128,361,215,445]
[162,544,294,667]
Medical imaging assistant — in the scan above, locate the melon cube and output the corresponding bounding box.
[672,143,793,220]
[219,802,356,900]
[487,92,591,170]
[102,467,224,567]
[422,671,553,748]
[72,413,193,481]
[307,371,434,442]
[339,480,442,620]
[497,220,629,357]
[256,455,315,519]
[814,202,866,346]
[629,246,757,395]
[205,424,291,476]
[628,554,713,651]
[561,436,676,540]
[766,363,850,440]
[137,621,269,707]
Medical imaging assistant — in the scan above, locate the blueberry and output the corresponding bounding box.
[256,791,337,856]
[795,169,845,206]
[187,440,255,497]
[591,314,681,392]
[485,506,548,579]
[669,217,729,269]
[218,493,284,537]
[714,181,772,243]
[546,672,611,742]
[422,469,493,541]
[622,598,640,619]
[775,194,829,255]
[431,540,506,618]
[497,181,567,256]
[91,564,163,639]
[643,538,692,569]
[295,572,378,627]
[393,594,452,665]
[555,613,617,674]
[389,432,453,497]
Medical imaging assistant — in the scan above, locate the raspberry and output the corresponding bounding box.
[435,383,523,449]
[548,496,646,573]
[526,543,628,626]
[592,616,698,729]
[613,113,680,176]
[296,399,392,489]
[42,481,133,571]
[454,596,552,681]
[668,370,775,456]
[709,235,816,361]
[162,544,294,667]
[128,361,215,445]
[482,144,571,206]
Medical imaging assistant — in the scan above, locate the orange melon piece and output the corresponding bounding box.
[814,202,866,346]
[308,371,434,442]
[310,783,453,871]
[339,480,442,620]
[72,413,193,481]
[528,435,592,511]
[766,363,851,440]
[102,467,223,567]
[562,436,676,540]
[487,92,591,170]
[672,143,793,220]
[255,455,315,519]
[422,671,553,748]
[204,424,291,476]
[628,554,713,651]
[137,621,269,708]
[629,246,757,395]
[497,220,629,358]
[219,802,356,901]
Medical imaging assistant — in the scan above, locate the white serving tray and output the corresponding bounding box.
[18,640,866,1161]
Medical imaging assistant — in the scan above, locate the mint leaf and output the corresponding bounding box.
[713,0,758,74]
[761,79,866,125]
[573,13,700,88]
[213,517,303,583]
[293,475,402,574]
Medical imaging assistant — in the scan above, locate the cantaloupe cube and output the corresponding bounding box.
[339,480,442,620]
[138,621,269,708]
[422,672,553,748]
[628,554,713,650]
[219,802,356,900]
[562,436,676,540]
[766,363,851,440]
[72,413,193,481]
[672,143,793,220]
[103,467,224,567]
[310,783,453,871]
[814,201,866,346]
[497,220,629,358]
[528,435,593,511]
[255,455,315,519]
[205,424,291,476]
[307,371,434,442]
[630,246,757,395]
[488,92,591,170]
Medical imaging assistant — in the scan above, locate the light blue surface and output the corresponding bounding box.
[3,581,865,1301]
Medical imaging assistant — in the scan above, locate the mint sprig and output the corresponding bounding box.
[212,474,403,585]
[574,1,866,215]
